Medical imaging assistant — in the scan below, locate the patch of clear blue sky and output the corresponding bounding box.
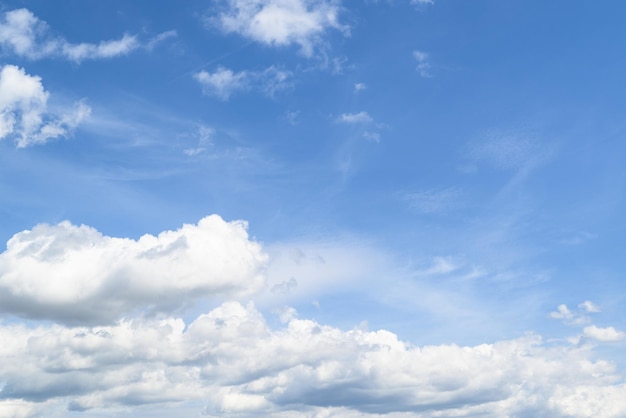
[1,0,626,345]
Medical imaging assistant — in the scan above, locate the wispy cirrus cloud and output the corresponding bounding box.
[212,0,347,56]
[0,65,90,147]
[414,49,431,77]
[194,65,292,100]
[337,111,373,124]
[0,8,174,62]
[354,82,367,92]
[402,187,465,214]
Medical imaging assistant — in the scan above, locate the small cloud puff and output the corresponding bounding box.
[337,111,373,124]
[213,0,347,57]
[550,303,593,326]
[583,325,626,342]
[354,82,367,92]
[195,65,292,100]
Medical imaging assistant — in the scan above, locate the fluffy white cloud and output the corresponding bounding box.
[579,300,601,313]
[550,302,598,326]
[195,65,292,100]
[0,65,90,147]
[0,215,267,325]
[194,67,249,100]
[214,0,347,56]
[583,325,626,342]
[1,302,626,417]
[0,9,173,62]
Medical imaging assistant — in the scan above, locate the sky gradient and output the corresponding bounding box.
[1,1,626,417]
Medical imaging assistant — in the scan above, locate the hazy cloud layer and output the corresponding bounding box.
[0,65,90,147]
[0,215,267,324]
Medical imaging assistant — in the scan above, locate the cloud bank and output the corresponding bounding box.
[1,302,626,417]
[0,216,625,417]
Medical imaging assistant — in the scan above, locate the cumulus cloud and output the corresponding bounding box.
[213,0,347,56]
[579,300,601,313]
[550,302,599,326]
[0,65,90,147]
[0,8,173,62]
[195,65,292,100]
[0,215,267,325]
[1,302,626,417]
[583,325,626,342]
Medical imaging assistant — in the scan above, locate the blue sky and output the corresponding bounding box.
[1,1,626,416]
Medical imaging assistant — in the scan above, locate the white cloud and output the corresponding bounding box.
[0,9,174,62]
[551,304,575,321]
[61,34,139,61]
[411,0,434,5]
[145,30,178,51]
[550,303,596,326]
[583,325,626,342]
[579,300,601,313]
[0,65,90,147]
[214,0,347,56]
[195,65,292,100]
[413,49,431,77]
[337,111,373,124]
[194,67,250,100]
[0,215,267,325]
[1,302,626,417]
